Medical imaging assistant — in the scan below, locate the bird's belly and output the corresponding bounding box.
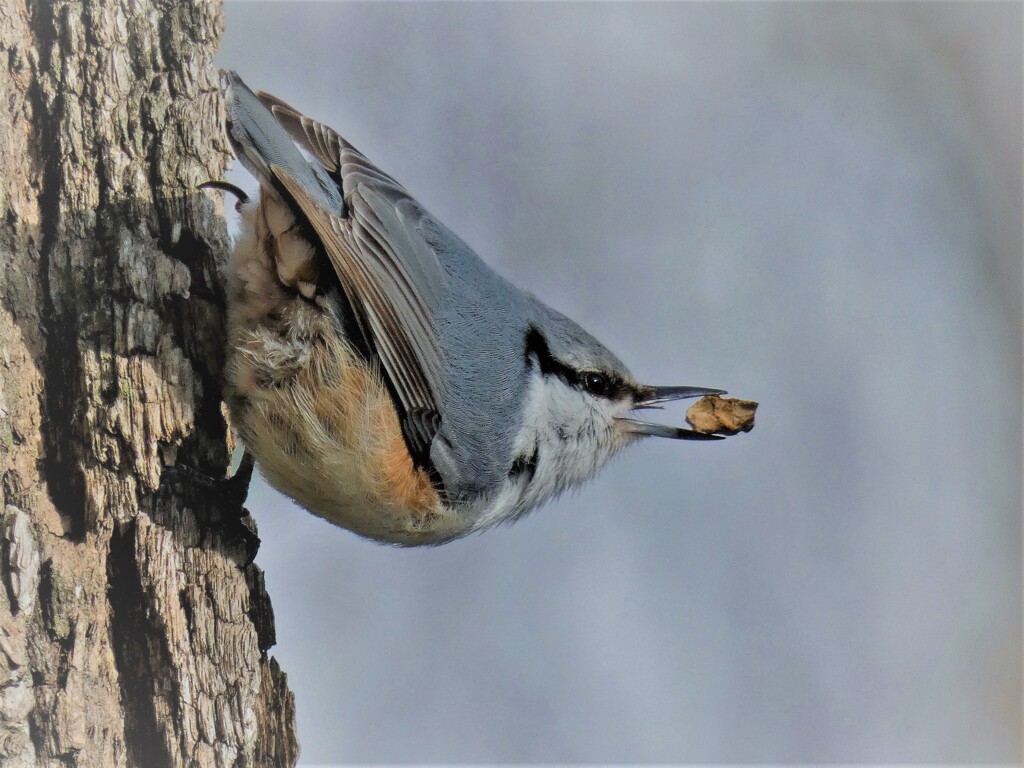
[227,310,463,544]
[224,195,463,545]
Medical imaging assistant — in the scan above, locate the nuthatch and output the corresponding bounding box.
[213,72,730,546]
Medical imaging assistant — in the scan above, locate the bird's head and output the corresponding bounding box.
[516,305,723,496]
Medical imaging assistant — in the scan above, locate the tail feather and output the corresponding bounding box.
[222,70,344,215]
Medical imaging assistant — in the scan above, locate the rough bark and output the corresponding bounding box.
[0,1,299,766]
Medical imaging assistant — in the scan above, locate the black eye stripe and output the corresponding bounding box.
[524,327,627,400]
[524,326,576,382]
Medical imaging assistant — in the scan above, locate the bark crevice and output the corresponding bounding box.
[107,520,175,768]
[29,0,88,541]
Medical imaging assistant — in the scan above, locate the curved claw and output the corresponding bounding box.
[198,179,250,208]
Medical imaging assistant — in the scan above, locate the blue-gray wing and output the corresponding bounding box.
[260,97,448,462]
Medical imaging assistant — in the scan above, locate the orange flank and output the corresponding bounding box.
[223,190,454,545]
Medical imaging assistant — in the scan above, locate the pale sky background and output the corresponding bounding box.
[217,2,1021,764]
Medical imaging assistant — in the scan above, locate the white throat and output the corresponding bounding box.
[467,368,633,533]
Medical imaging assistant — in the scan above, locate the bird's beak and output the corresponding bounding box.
[635,385,726,407]
[615,385,727,441]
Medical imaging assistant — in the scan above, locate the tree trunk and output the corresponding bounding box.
[0,1,299,765]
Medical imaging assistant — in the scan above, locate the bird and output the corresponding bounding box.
[210,71,729,546]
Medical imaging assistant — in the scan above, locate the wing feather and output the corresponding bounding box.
[256,92,451,464]
[269,163,446,450]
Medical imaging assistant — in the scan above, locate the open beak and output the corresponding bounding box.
[616,385,727,441]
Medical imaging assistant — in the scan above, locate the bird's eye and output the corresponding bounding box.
[582,371,612,397]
